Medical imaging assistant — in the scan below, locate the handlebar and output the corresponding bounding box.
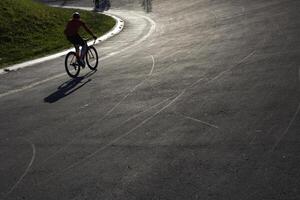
[84,38,98,45]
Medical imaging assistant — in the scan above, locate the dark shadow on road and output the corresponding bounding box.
[44,70,97,103]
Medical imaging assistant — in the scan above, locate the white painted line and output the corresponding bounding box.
[37,28,260,184]
[148,55,155,76]
[6,138,36,196]
[130,54,156,91]
[0,73,66,98]
[298,66,300,81]
[37,93,173,168]
[103,93,131,118]
[38,92,183,185]
[0,9,124,75]
[99,11,156,60]
[37,47,257,181]
[183,115,219,129]
[118,96,175,126]
[271,102,300,152]
[37,53,158,167]
[103,54,157,116]
[207,50,256,84]
[210,10,218,19]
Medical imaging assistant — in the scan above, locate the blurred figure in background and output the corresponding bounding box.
[142,0,152,13]
[94,0,111,12]
[93,0,100,10]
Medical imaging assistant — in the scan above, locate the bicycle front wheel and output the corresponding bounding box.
[65,52,80,78]
[86,46,99,70]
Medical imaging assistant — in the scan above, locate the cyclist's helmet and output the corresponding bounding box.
[72,12,80,19]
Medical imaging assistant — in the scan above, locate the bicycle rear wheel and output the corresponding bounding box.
[86,46,99,70]
[65,52,80,78]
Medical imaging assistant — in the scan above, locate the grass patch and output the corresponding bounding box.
[0,0,116,68]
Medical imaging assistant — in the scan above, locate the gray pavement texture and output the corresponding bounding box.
[1,0,300,199]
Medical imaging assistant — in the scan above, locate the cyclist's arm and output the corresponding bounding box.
[82,21,97,39]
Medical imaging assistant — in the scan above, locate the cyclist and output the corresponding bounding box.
[64,12,97,66]
[93,0,100,9]
[94,0,100,9]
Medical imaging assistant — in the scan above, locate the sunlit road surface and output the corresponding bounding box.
[0,0,299,199]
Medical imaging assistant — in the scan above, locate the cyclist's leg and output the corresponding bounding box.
[78,38,87,60]
[71,36,86,66]
[72,44,83,66]
[70,35,86,61]
[67,36,80,59]
[74,45,80,59]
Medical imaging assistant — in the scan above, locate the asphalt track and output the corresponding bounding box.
[0,0,300,199]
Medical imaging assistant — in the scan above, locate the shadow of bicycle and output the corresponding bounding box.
[44,70,97,103]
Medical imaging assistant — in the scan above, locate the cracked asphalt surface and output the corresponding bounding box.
[0,0,299,199]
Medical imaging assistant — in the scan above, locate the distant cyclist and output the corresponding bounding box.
[64,12,97,66]
[93,0,111,11]
[94,0,100,9]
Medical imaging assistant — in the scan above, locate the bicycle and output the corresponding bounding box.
[65,39,99,78]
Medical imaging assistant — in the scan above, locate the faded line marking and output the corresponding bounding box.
[42,48,255,165]
[38,92,131,166]
[207,50,256,84]
[6,138,36,195]
[242,7,245,13]
[250,126,275,145]
[210,10,218,19]
[118,96,174,126]
[37,47,257,183]
[37,54,157,167]
[130,80,146,92]
[100,11,156,60]
[183,115,219,129]
[298,66,300,81]
[148,55,155,76]
[190,77,206,88]
[0,73,65,98]
[270,102,300,152]
[187,50,256,91]
[103,93,131,118]
[96,54,156,119]
[38,93,174,169]
[38,92,183,185]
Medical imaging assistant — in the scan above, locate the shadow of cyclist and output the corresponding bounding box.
[44,70,96,103]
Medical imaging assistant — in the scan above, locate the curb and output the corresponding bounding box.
[0,10,124,75]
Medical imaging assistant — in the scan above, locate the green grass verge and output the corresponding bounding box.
[0,0,116,68]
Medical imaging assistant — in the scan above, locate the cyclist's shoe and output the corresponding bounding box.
[77,59,85,68]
